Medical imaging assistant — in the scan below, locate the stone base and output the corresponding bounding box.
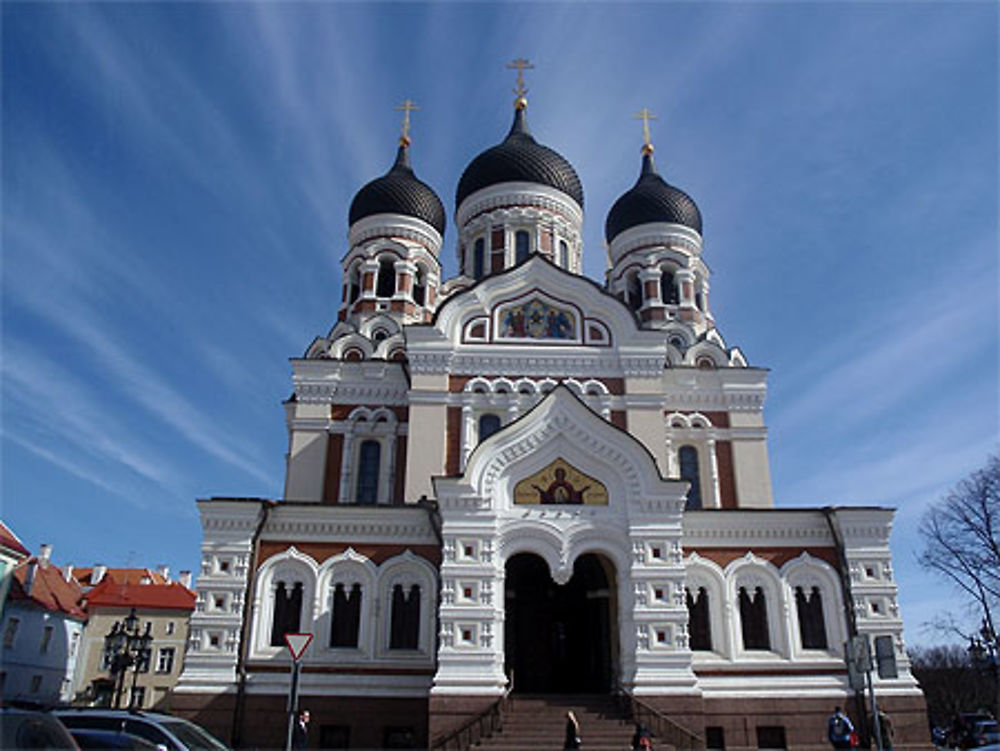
[428,694,501,744]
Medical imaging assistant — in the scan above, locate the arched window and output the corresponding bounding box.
[270,580,303,646]
[413,265,427,306]
[478,414,502,442]
[473,239,485,280]
[515,231,530,264]
[376,258,396,298]
[626,272,642,312]
[686,587,712,651]
[389,584,420,649]
[559,240,569,268]
[661,270,679,304]
[795,586,828,649]
[348,263,361,304]
[679,446,702,510]
[355,440,381,504]
[330,582,362,648]
[739,586,770,650]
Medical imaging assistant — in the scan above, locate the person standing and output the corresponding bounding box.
[828,706,855,750]
[564,710,581,750]
[292,709,310,750]
[872,708,894,751]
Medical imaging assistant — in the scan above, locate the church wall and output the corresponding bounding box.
[624,376,669,474]
[285,429,328,502]
[731,437,774,507]
[322,433,343,503]
[404,378,448,502]
[716,441,738,508]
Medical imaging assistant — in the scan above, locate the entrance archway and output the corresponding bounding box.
[504,552,615,694]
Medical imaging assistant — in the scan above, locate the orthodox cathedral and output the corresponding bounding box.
[174,67,927,750]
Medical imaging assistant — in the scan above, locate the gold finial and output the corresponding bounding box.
[394,98,420,146]
[634,107,658,155]
[507,57,534,110]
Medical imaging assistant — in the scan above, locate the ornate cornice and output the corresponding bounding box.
[293,381,409,405]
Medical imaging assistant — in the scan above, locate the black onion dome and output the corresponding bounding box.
[349,143,446,235]
[456,108,583,210]
[605,152,701,243]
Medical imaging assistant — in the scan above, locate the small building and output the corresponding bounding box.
[72,567,195,710]
[0,522,30,617]
[1,545,87,706]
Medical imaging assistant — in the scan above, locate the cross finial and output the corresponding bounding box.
[634,107,658,155]
[394,98,420,146]
[507,57,534,109]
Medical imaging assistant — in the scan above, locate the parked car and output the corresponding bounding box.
[54,710,229,751]
[68,728,160,750]
[1,707,79,750]
[968,720,1000,748]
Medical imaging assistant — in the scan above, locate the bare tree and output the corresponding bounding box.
[909,645,994,727]
[918,454,1000,635]
[918,454,1000,719]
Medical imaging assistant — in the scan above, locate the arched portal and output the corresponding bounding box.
[504,552,616,694]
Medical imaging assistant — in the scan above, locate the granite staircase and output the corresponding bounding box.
[475,694,639,751]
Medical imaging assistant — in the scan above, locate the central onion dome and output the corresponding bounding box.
[349,140,446,235]
[456,106,583,210]
[605,149,701,243]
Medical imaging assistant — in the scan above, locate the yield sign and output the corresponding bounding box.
[284,632,313,661]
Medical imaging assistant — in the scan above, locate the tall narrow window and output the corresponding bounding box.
[695,291,705,311]
[739,586,770,650]
[348,263,361,304]
[413,266,427,306]
[39,626,53,654]
[558,240,569,268]
[515,231,530,264]
[389,584,421,649]
[478,414,502,442]
[795,586,828,649]
[330,583,362,648]
[661,270,679,304]
[473,239,485,280]
[270,580,304,646]
[686,587,712,651]
[679,446,702,509]
[626,272,642,312]
[355,440,381,504]
[376,258,396,297]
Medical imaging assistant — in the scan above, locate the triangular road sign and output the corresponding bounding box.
[284,632,313,661]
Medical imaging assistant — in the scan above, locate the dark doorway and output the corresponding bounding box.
[504,553,614,693]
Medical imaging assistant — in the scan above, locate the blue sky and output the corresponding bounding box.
[3,3,996,647]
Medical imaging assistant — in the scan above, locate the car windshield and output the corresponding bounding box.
[159,719,229,751]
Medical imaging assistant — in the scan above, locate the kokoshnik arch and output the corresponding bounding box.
[173,67,928,751]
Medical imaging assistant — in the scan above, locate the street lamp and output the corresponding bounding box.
[967,618,999,720]
[102,608,154,709]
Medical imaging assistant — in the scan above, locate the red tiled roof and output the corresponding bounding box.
[0,522,30,558]
[8,559,87,620]
[85,578,195,612]
[72,568,169,587]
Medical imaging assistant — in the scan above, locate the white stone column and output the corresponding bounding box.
[338,428,354,503]
[706,438,721,508]
[461,406,475,472]
[379,434,396,504]
[665,436,676,477]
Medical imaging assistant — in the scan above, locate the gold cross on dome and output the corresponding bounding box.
[507,57,534,99]
[634,107,658,153]
[394,98,420,144]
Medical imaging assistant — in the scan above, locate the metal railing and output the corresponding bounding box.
[616,690,705,751]
[429,695,507,751]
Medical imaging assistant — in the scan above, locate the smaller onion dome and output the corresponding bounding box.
[605,150,701,243]
[456,105,584,210]
[349,141,446,235]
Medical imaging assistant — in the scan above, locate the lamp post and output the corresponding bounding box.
[102,608,154,709]
[967,618,999,720]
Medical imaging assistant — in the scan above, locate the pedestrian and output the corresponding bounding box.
[564,710,581,750]
[871,708,894,751]
[292,709,310,750]
[828,706,855,750]
[632,722,653,750]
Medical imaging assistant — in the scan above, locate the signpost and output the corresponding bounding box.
[284,633,313,751]
[845,635,886,751]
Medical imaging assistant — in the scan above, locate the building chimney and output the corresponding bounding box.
[24,560,38,596]
[178,570,193,590]
[38,544,52,566]
[157,564,169,581]
[64,564,74,583]
[92,563,107,584]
